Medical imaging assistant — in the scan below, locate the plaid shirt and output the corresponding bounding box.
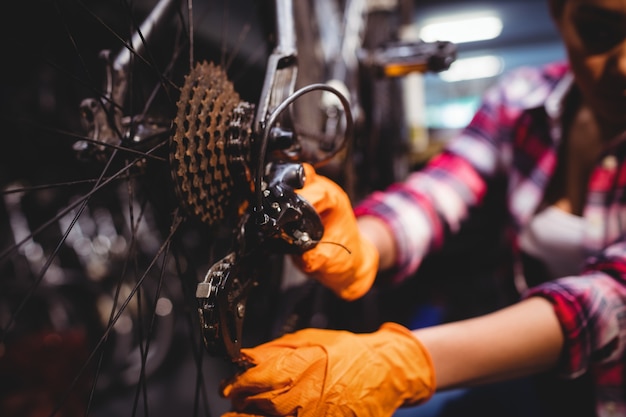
[354,61,626,417]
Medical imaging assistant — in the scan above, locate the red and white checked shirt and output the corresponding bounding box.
[354,61,626,416]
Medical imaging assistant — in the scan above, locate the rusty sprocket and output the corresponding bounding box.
[170,61,254,226]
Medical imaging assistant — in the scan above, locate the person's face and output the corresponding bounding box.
[552,0,626,131]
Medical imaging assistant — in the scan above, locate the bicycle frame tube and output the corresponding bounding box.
[254,0,298,135]
[112,0,181,108]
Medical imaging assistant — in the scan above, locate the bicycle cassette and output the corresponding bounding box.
[170,60,255,227]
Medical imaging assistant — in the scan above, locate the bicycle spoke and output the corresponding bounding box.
[172,239,214,417]
[229,36,267,85]
[0,141,166,263]
[47,214,183,417]
[52,0,96,88]
[187,0,195,67]
[0,1,288,416]
[224,24,252,72]
[2,177,133,195]
[84,186,154,415]
[73,1,154,75]
[1,147,123,335]
[130,235,171,417]
[10,120,168,162]
[142,40,186,117]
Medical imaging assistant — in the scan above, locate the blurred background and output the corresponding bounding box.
[414,0,564,143]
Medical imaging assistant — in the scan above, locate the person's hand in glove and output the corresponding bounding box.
[294,163,379,301]
[221,322,435,417]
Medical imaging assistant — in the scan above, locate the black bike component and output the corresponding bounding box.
[256,162,323,253]
[196,252,251,363]
[196,161,323,363]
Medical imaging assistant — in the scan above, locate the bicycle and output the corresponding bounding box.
[0,1,454,416]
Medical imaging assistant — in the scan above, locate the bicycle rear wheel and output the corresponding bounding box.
[0,1,272,416]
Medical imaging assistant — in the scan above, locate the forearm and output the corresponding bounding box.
[414,296,564,390]
[357,215,397,271]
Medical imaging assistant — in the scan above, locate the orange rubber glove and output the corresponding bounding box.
[293,163,379,301]
[221,322,435,417]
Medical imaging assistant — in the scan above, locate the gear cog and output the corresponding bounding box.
[170,61,255,226]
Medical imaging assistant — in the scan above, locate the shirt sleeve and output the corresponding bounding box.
[353,73,517,283]
[353,64,561,283]
[353,152,489,283]
[524,243,626,378]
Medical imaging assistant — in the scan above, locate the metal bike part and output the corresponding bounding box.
[312,0,367,156]
[170,61,255,227]
[254,83,353,220]
[257,162,324,253]
[359,40,457,77]
[196,252,254,363]
[252,0,358,168]
[314,0,367,83]
[196,161,323,363]
[76,0,180,158]
[254,0,298,141]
